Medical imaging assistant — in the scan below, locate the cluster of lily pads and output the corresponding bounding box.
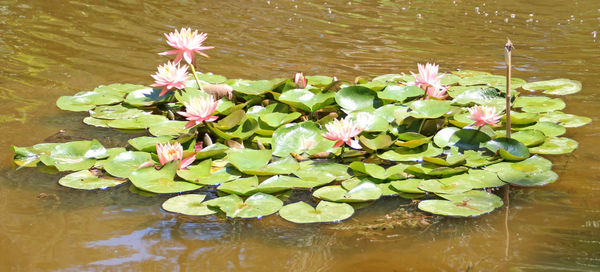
[11,29,591,223]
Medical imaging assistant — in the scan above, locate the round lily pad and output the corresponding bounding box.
[205,193,283,218]
[124,87,171,107]
[278,89,336,112]
[529,137,578,155]
[378,143,443,162]
[390,179,425,193]
[514,96,566,113]
[271,122,334,157]
[335,86,380,112]
[108,115,168,130]
[496,129,545,147]
[418,179,473,194]
[217,176,259,196]
[448,128,492,151]
[451,87,502,106]
[129,162,201,194]
[40,140,109,171]
[56,91,123,112]
[377,85,424,102]
[58,170,127,190]
[409,100,452,119]
[162,194,217,216]
[498,167,558,187]
[348,111,390,132]
[148,120,189,137]
[418,190,503,217]
[458,75,525,89]
[485,137,530,161]
[279,201,354,223]
[128,136,173,152]
[515,121,566,137]
[103,151,152,178]
[228,78,286,95]
[83,117,110,128]
[89,104,146,120]
[257,175,320,194]
[227,149,272,172]
[539,111,592,128]
[313,182,382,203]
[522,78,581,95]
[293,161,350,183]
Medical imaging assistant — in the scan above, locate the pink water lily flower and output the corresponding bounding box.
[177,95,219,128]
[323,117,363,149]
[158,28,214,65]
[411,63,444,89]
[156,142,195,169]
[468,105,503,127]
[294,72,307,88]
[151,61,190,97]
[425,85,448,100]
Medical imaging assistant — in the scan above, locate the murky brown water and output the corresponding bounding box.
[2,0,600,270]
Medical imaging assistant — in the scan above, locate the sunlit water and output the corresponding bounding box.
[1,0,600,271]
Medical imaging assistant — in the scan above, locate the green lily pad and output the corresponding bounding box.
[293,161,350,184]
[196,72,228,84]
[209,118,258,140]
[259,112,302,128]
[227,149,272,172]
[178,161,241,186]
[128,136,173,152]
[124,88,171,107]
[522,78,581,95]
[313,182,382,203]
[529,137,578,155]
[217,176,259,196]
[161,194,217,216]
[278,89,336,112]
[58,170,127,190]
[241,156,300,176]
[12,146,41,167]
[464,150,502,168]
[433,127,460,148]
[373,104,409,123]
[448,128,492,151]
[129,162,201,193]
[335,86,380,112]
[372,73,410,83]
[205,192,283,218]
[83,117,110,128]
[418,179,473,194]
[56,90,123,112]
[40,140,109,171]
[405,164,468,177]
[271,122,334,157]
[441,74,461,85]
[306,75,334,86]
[279,201,354,223]
[103,151,152,178]
[418,190,503,217]
[358,133,393,151]
[408,100,452,119]
[108,115,168,130]
[514,96,566,113]
[89,104,146,120]
[495,129,545,147]
[379,143,443,162]
[539,111,592,128]
[93,83,147,96]
[451,87,502,106]
[349,162,407,180]
[257,175,322,193]
[498,167,558,187]
[485,137,530,161]
[229,78,286,96]
[458,75,525,89]
[452,70,491,77]
[148,120,189,137]
[348,111,390,132]
[514,121,566,137]
[196,143,229,160]
[441,170,505,189]
[502,111,540,125]
[377,85,424,102]
[390,179,425,193]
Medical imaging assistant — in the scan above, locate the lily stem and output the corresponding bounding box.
[417,118,427,134]
[189,64,204,92]
[505,39,513,139]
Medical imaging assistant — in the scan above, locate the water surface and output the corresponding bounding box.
[1,0,599,271]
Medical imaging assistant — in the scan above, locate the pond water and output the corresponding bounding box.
[1,0,600,270]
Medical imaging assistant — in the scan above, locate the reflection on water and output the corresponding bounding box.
[1,0,600,270]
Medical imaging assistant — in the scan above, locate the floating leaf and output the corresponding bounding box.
[502,111,539,125]
[229,78,286,96]
[408,100,452,119]
[418,179,473,194]
[379,143,443,162]
[522,78,581,95]
[108,115,168,130]
[418,190,503,217]
[12,146,41,167]
[335,86,380,112]
[272,122,334,157]
[83,117,110,128]
[358,133,393,151]
[103,151,152,178]
[242,156,300,176]
[452,70,491,77]
[458,75,525,89]
[279,201,354,223]
[148,120,189,137]
[529,137,578,155]
[195,143,229,160]
[513,96,565,113]
[377,85,424,102]
[128,136,173,152]
[162,194,217,216]
[451,87,502,106]
[56,91,123,112]
[217,176,259,196]
[433,127,460,148]
[313,182,382,203]
[257,175,323,194]
[498,167,558,186]
[348,111,390,132]
[58,170,127,190]
[448,128,492,151]
[441,170,505,189]
[293,161,350,183]
[129,162,201,193]
[40,140,108,171]
[89,104,146,120]
[205,193,283,218]
[539,111,592,128]
[124,87,171,107]
[278,89,336,112]
[495,129,545,147]
[390,179,425,193]
[349,162,407,180]
[485,137,530,161]
[514,121,566,137]
[259,112,302,128]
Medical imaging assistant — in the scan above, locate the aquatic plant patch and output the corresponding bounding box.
[12,28,591,223]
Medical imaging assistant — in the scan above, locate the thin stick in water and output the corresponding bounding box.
[505,39,513,138]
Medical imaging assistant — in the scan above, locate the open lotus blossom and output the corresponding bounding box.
[467,105,503,127]
[294,72,307,88]
[156,142,195,169]
[151,61,189,97]
[158,28,214,65]
[411,63,444,89]
[323,117,363,149]
[177,95,219,128]
[425,85,448,100]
